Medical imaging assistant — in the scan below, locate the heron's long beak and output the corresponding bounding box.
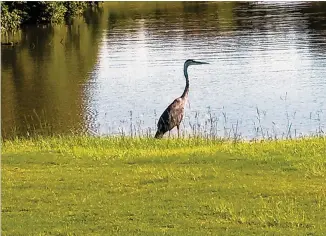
[194,60,209,65]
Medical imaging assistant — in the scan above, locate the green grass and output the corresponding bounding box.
[2,136,326,235]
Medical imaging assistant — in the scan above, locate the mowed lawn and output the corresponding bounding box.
[2,136,326,235]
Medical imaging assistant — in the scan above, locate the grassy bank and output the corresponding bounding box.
[2,136,326,235]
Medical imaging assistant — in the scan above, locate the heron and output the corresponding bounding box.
[154,59,209,139]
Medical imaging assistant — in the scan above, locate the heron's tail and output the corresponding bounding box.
[154,131,164,139]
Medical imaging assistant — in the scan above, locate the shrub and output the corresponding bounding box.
[1,1,95,33]
[0,3,22,32]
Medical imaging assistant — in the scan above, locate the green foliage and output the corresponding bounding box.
[64,1,87,18]
[36,2,68,24]
[0,1,96,33]
[0,3,22,32]
[2,136,326,235]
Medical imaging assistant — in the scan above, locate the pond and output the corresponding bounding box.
[2,2,326,140]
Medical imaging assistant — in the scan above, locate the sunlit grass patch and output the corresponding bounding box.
[2,136,326,235]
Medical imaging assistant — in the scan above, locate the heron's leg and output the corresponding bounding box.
[168,130,171,139]
[177,125,180,138]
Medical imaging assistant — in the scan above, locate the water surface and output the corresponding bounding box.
[2,2,326,139]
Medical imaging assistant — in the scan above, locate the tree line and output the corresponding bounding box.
[1,1,101,33]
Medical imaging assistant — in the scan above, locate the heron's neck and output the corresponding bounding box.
[181,65,189,99]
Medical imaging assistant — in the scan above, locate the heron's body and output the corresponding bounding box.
[155,59,208,138]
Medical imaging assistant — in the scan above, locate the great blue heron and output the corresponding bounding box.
[154,59,209,139]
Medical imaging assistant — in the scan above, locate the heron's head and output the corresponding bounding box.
[183,59,209,78]
[184,59,209,68]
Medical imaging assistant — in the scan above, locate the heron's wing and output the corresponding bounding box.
[158,98,185,129]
